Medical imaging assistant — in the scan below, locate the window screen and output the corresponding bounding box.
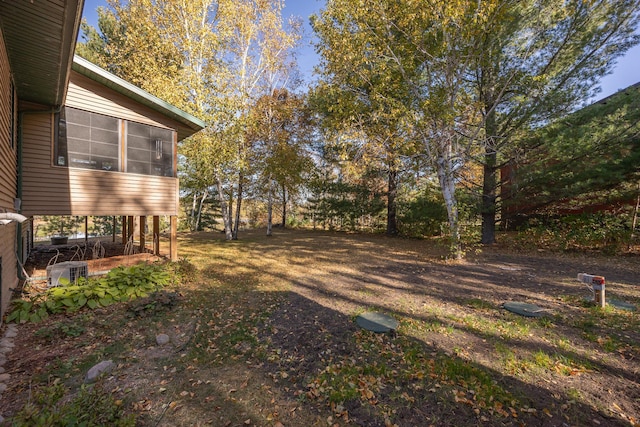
[126,122,174,177]
[56,107,120,172]
[55,107,175,177]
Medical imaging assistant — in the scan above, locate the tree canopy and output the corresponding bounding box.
[310,0,640,253]
[77,0,640,256]
[78,0,303,240]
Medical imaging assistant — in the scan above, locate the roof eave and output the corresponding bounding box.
[72,55,206,140]
[0,0,85,106]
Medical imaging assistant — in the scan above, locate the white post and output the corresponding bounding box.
[577,273,606,308]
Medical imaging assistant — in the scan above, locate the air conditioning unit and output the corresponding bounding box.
[46,261,89,287]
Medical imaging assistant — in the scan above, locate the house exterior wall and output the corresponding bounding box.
[67,71,179,130]
[20,72,182,218]
[0,28,19,318]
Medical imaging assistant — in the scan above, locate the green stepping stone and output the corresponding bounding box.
[356,312,399,333]
[503,301,545,318]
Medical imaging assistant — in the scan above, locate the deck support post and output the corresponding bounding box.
[121,216,127,244]
[139,216,146,252]
[127,216,134,243]
[153,216,160,256]
[170,215,177,261]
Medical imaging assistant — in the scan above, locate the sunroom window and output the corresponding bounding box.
[126,122,174,176]
[55,107,119,171]
[55,107,175,177]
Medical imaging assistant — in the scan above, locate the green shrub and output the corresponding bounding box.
[7,263,171,323]
[398,187,448,237]
[511,212,632,253]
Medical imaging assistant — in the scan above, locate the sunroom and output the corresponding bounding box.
[19,56,205,261]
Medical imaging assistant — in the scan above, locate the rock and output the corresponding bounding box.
[4,329,17,338]
[0,367,4,374]
[85,360,115,383]
[0,383,7,393]
[156,334,170,346]
[0,339,15,348]
[0,347,10,354]
[0,373,9,382]
[0,414,4,423]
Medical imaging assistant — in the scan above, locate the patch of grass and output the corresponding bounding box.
[575,317,597,331]
[531,350,554,369]
[34,321,86,343]
[458,312,531,340]
[400,316,451,335]
[536,316,554,328]
[9,382,134,426]
[495,342,525,375]
[567,300,640,354]
[495,342,592,378]
[306,330,517,423]
[552,336,573,351]
[599,335,621,353]
[567,387,582,401]
[465,298,493,310]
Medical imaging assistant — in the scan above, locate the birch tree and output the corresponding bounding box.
[217,0,301,239]
[248,89,312,235]
[78,0,301,240]
[312,0,485,255]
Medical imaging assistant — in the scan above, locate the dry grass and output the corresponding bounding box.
[3,228,639,426]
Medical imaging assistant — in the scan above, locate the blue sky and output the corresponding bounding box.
[81,0,639,99]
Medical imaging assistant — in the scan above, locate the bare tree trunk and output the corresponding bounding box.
[228,193,234,231]
[481,94,498,245]
[481,150,497,245]
[267,181,274,236]
[386,166,399,236]
[630,184,640,247]
[195,189,208,231]
[216,177,233,240]
[232,172,243,240]
[435,138,461,259]
[191,193,198,231]
[281,183,287,228]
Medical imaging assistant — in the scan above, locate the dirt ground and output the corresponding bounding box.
[240,230,640,426]
[1,229,638,426]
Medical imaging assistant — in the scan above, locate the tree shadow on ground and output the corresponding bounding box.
[179,229,639,425]
[257,291,629,427]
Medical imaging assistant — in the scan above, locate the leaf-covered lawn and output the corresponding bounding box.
[3,229,639,426]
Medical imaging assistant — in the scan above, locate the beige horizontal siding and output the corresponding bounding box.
[0,29,16,210]
[0,33,18,318]
[21,112,179,217]
[0,225,19,318]
[67,71,179,131]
